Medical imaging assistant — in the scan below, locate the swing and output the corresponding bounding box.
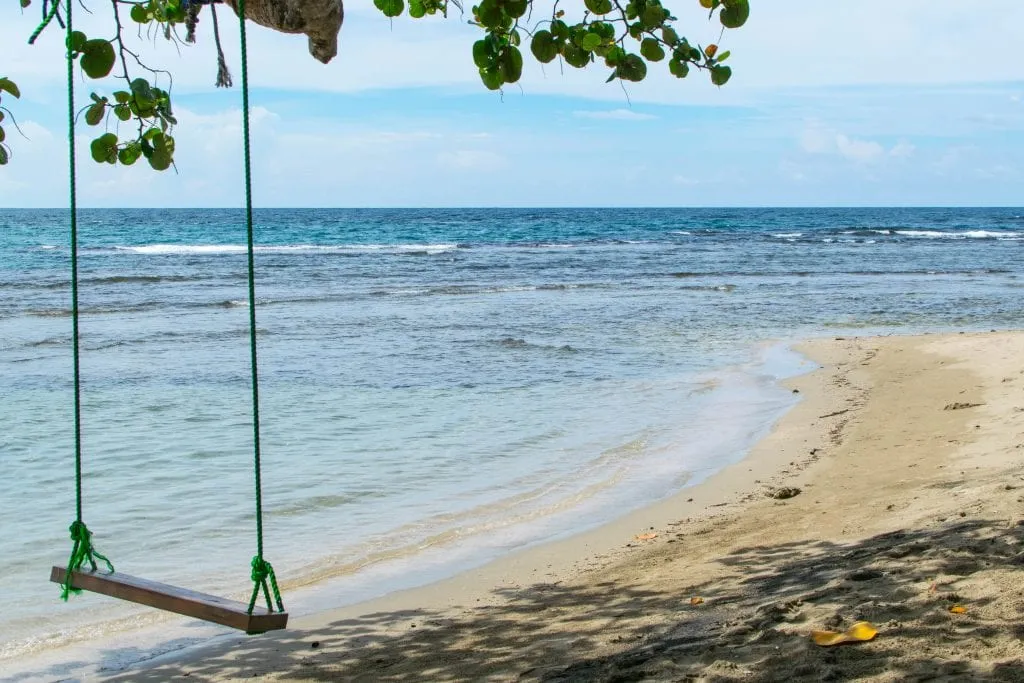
[45,0,287,634]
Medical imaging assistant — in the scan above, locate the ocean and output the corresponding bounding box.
[1,207,1021,675]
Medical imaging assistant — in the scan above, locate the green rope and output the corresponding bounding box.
[55,0,115,600]
[27,0,61,45]
[61,522,114,600]
[248,557,284,613]
[236,0,283,617]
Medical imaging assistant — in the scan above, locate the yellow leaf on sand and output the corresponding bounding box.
[811,621,878,646]
[690,597,704,606]
[635,533,657,541]
[949,605,967,614]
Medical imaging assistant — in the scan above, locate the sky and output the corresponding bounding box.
[2,0,1023,208]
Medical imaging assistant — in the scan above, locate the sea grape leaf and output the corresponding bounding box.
[80,40,116,79]
[90,133,118,164]
[0,78,21,98]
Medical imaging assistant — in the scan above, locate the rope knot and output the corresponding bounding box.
[247,555,285,615]
[250,556,272,583]
[60,520,114,601]
[68,520,90,542]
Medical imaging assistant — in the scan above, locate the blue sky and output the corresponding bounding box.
[2,0,1023,207]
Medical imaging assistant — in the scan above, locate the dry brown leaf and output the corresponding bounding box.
[949,605,967,614]
[689,597,704,606]
[635,533,657,541]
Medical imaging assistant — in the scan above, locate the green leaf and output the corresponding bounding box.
[66,31,87,54]
[530,30,559,64]
[550,20,569,40]
[130,78,155,107]
[85,102,106,126]
[499,45,523,84]
[719,0,749,28]
[475,0,502,27]
[20,0,31,8]
[0,126,5,143]
[616,54,647,82]
[661,26,678,46]
[641,5,665,30]
[603,46,626,66]
[113,90,130,104]
[409,0,426,18]
[716,50,730,62]
[80,40,116,79]
[130,3,149,22]
[0,145,8,165]
[374,0,404,18]
[591,21,615,39]
[114,104,131,121]
[668,57,689,78]
[640,38,665,62]
[584,0,612,15]
[505,0,527,18]
[562,43,590,69]
[0,78,21,99]
[472,40,492,69]
[89,133,118,164]
[479,66,502,91]
[614,52,647,81]
[118,142,141,166]
[710,64,732,86]
[581,33,601,52]
[148,148,172,171]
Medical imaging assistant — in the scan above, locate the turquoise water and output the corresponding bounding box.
[1,207,1022,673]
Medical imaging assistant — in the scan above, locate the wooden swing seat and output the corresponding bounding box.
[50,566,288,634]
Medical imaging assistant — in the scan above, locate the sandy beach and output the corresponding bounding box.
[84,331,1024,680]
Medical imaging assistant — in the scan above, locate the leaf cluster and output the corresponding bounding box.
[11,0,749,173]
[0,77,20,165]
[63,2,187,171]
[375,0,748,91]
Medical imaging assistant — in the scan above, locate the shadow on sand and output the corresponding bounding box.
[65,515,1024,682]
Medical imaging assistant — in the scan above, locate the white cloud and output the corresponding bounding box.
[799,122,906,164]
[573,109,657,121]
[889,141,915,159]
[835,134,885,163]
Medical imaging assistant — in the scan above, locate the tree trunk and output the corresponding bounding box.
[222,0,344,64]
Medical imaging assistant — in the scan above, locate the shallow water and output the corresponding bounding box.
[1,207,1021,671]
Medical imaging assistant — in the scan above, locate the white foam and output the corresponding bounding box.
[895,230,1019,240]
[110,243,459,255]
[772,232,802,238]
[895,230,950,238]
[962,230,1019,239]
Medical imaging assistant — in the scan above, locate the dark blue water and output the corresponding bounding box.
[1,207,1021,668]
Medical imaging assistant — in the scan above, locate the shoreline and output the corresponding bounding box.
[18,330,1024,681]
